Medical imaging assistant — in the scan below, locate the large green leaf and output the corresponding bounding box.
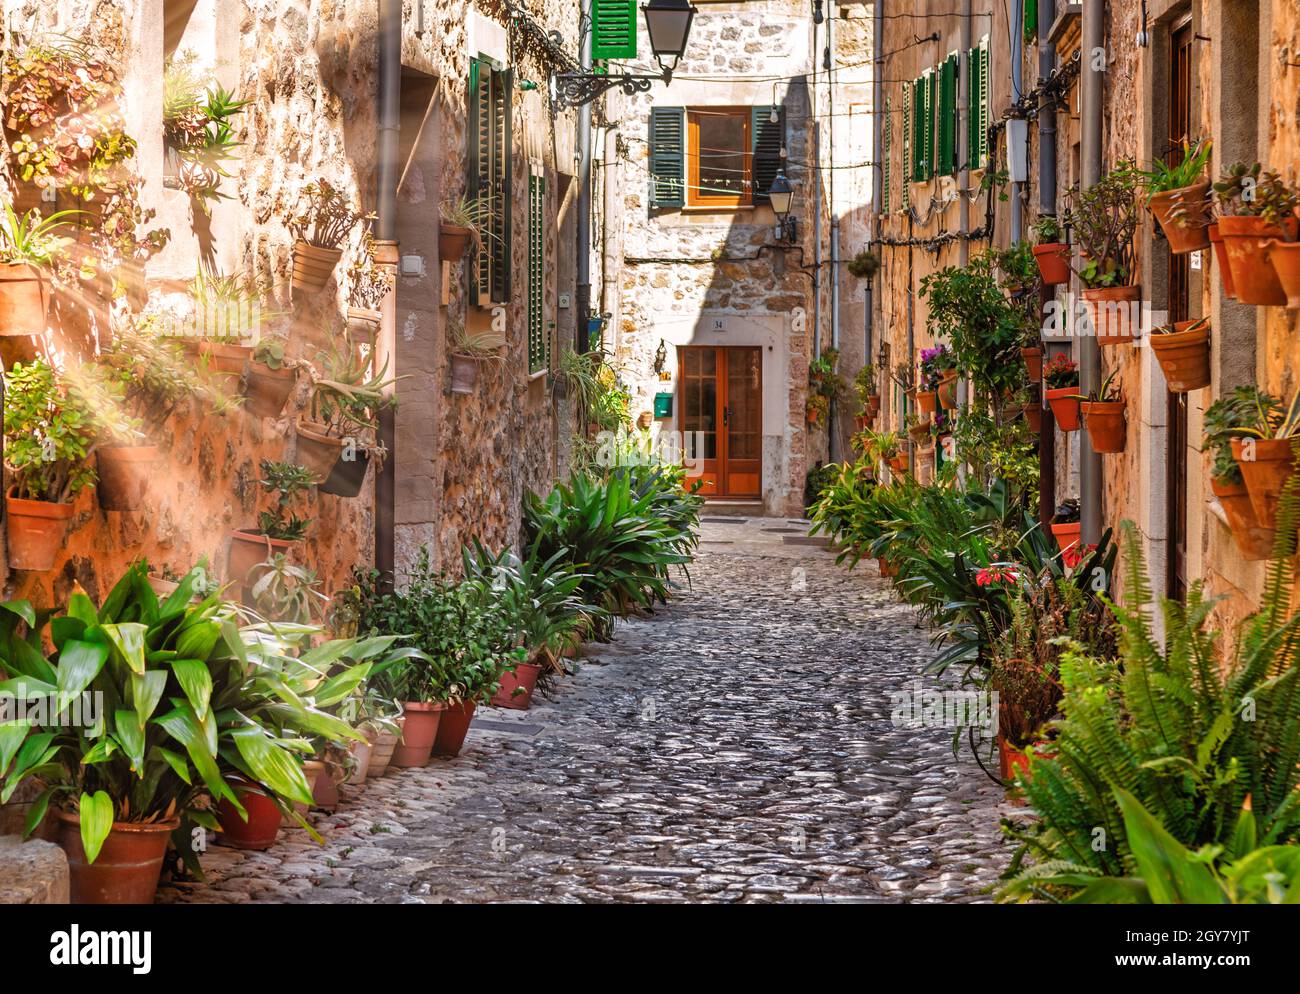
[54,638,110,713]
[0,721,31,776]
[0,599,36,629]
[153,705,236,807]
[170,658,213,721]
[309,662,371,708]
[101,623,149,675]
[111,710,146,773]
[230,724,313,806]
[78,790,115,864]
[174,619,222,661]
[129,670,168,726]
[1114,787,1225,904]
[68,591,99,629]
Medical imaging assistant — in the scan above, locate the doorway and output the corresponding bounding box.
[678,346,762,498]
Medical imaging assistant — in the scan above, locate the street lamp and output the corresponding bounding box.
[554,0,699,108]
[768,169,797,242]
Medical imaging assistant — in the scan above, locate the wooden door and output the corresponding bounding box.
[678,346,762,498]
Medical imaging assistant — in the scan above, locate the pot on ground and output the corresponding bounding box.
[0,261,51,335]
[915,389,938,415]
[284,760,324,825]
[312,761,343,811]
[1150,319,1211,392]
[391,702,442,767]
[97,444,161,511]
[1208,223,1235,300]
[937,369,959,410]
[450,353,479,395]
[1020,346,1043,382]
[216,780,283,851]
[1032,243,1070,285]
[877,557,896,578]
[1231,437,1296,530]
[438,223,474,260]
[1263,240,1300,309]
[347,737,374,786]
[1211,476,1275,561]
[228,530,297,586]
[5,491,74,571]
[433,700,476,757]
[369,718,404,777]
[1147,180,1212,253]
[1081,284,1141,345]
[997,736,1032,784]
[295,419,345,481]
[1050,521,1082,558]
[244,361,297,419]
[492,662,543,710]
[54,810,178,904]
[1218,215,1300,306]
[1081,399,1126,453]
[318,449,371,498]
[1044,387,1081,432]
[291,240,343,296]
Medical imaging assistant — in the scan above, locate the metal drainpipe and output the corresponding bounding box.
[1080,0,1104,544]
[827,12,840,461]
[576,13,593,354]
[959,0,970,266]
[1037,0,1058,535]
[1009,0,1023,243]
[374,0,401,579]
[811,15,821,358]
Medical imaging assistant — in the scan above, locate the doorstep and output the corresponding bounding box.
[700,499,765,518]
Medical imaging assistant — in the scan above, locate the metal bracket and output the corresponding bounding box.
[553,71,664,109]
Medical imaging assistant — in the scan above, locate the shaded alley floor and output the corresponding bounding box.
[159,517,1010,904]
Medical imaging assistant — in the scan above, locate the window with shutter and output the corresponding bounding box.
[900,82,911,206]
[924,69,935,179]
[751,105,784,205]
[527,168,547,373]
[938,53,958,176]
[910,76,924,182]
[967,36,989,170]
[882,95,891,212]
[467,57,512,306]
[649,106,685,208]
[591,0,638,60]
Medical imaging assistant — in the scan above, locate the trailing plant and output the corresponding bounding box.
[254,459,314,541]
[846,248,881,280]
[1065,159,1142,288]
[853,363,877,408]
[950,409,1038,499]
[346,235,395,310]
[186,269,280,342]
[996,241,1038,290]
[810,347,845,400]
[918,344,955,392]
[162,52,248,210]
[289,179,373,250]
[100,316,228,435]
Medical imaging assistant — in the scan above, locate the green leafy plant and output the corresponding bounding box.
[308,342,400,438]
[1032,215,1062,243]
[1142,137,1213,194]
[1214,163,1300,224]
[1203,386,1284,484]
[809,347,846,401]
[440,195,498,254]
[846,248,881,280]
[246,554,329,625]
[289,179,373,250]
[1042,353,1078,389]
[0,204,78,266]
[996,241,1038,290]
[254,459,314,541]
[1065,159,1142,288]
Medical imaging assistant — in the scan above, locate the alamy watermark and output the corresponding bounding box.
[889,681,998,735]
[0,691,103,728]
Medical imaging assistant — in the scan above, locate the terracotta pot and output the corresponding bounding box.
[5,492,74,571]
[291,240,343,296]
[450,354,479,395]
[1081,400,1126,453]
[200,341,251,377]
[244,361,297,419]
[348,738,374,786]
[216,780,282,851]
[312,762,342,811]
[1147,180,1212,253]
[295,419,344,481]
[1150,319,1211,392]
[1020,346,1043,382]
[1044,386,1081,432]
[370,718,404,777]
[433,700,476,757]
[1218,215,1300,306]
[1211,476,1275,561]
[94,444,160,512]
[915,389,938,414]
[1026,403,1042,435]
[1208,223,1236,300]
[0,261,51,335]
[937,369,959,409]
[1081,284,1141,345]
[1231,437,1296,530]
[492,661,543,710]
[438,223,474,260]
[319,449,370,498]
[55,810,178,904]
[877,557,896,577]
[391,702,442,767]
[1032,242,1071,285]
[282,760,324,826]
[1050,520,1082,558]
[228,530,297,585]
[1263,240,1300,309]
[147,574,179,598]
[867,394,881,417]
[854,414,870,430]
[347,306,381,345]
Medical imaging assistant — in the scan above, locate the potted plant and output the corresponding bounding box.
[1141,137,1214,254]
[244,336,299,419]
[1227,388,1300,530]
[1213,163,1300,306]
[1150,315,1210,393]
[1042,353,1081,432]
[1067,162,1143,344]
[298,343,398,483]
[853,362,880,425]
[846,248,881,281]
[917,345,952,414]
[1207,219,1235,299]
[1079,369,1126,454]
[163,58,248,211]
[438,195,493,260]
[1030,214,1069,285]
[184,270,277,385]
[1050,498,1081,561]
[229,459,314,586]
[1204,387,1279,559]
[345,235,394,343]
[996,241,1038,295]
[808,347,846,426]
[448,318,506,395]
[288,179,373,296]
[0,204,75,334]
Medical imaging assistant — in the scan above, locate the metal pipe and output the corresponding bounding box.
[1080,0,1104,544]
[959,0,971,265]
[1009,0,1023,243]
[811,12,822,358]
[576,11,593,352]
[828,12,839,355]
[1037,0,1057,534]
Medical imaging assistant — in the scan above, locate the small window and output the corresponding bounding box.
[687,108,751,208]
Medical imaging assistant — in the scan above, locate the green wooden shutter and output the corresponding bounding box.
[751,105,785,204]
[591,0,638,60]
[491,66,512,304]
[900,82,911,206]
[1024,0,1038,41]
[910,77,923,182]
[938,54,957,176]
[882,95,892,212]
[468,58,491,305]
[924,69,935,180]
[649,106,685,208]
[968,36,989,170]
[468,59,512,305]
[528,169,547,373]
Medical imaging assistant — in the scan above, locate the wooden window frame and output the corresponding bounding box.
[687,107,753,209]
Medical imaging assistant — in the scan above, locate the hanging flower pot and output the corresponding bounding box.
[907,420,931,444]
[5,491,74,571]
[1150,318,1211,392]
[1207,223,1236,299]
[319,449,371,498]
[854,414,870,430]
[433,700,477,757]
[53,810,179,904]
[1218,216,1299,306]
[346,305,381,346]
[1044,387,1081,432]
[391,702,443,767]
[295,418,345,481]
[492,661,544,710]
[1082,284,1141,345]
[450,354,479,395]
[1263,240,1300,309]
[1081,399,1126,453]
[1210,476,1275,560]
[243,361,297,419]
[867,394,881,417]
[438,223,474,260]
[1025,402,1042,435]
[0,262,51,335]
[369,718,404,778]
[96,444,161,512]
[1020,346,1043,382]
[147,573,180,599]
[1231,437,1296,529]
[1050,521,1082,558]
[1147,180,1212,253]
[915,389,938,414]
[228,530,297,586]
[199,341,251,375]
[216,779,283,851]
[937,369,959,409]
[291,240,343,296]
[1031,243,1071,285]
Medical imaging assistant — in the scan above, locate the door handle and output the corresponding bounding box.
[723,406,731,426]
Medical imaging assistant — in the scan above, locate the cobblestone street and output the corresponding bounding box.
[159,518,1010,904]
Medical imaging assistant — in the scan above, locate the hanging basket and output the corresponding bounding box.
[1031,243,1071,285]
[1231,437,1296,530]
[294,419,345,481]
[5,491,74,571]
[244,362,297,419]
[1210,476,1275,560]
[450,354,479,395]
[1208,223,1235,300]
[1045,387,1081,432]
[438,224,474,260]
[937,369,959,410]
[97,444,161,511]
[1081,400,1126,453]
[1263,240,1300,309]
[1020,346,1043,382]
